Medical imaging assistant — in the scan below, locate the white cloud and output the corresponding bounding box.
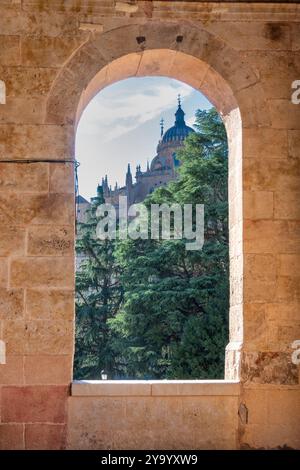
[78,80,194,142]
[186,116,196,128]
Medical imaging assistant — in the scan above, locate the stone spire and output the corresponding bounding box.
[175,94,186,126]
[160,118,164,138]
[126,163,132,188]
[102,175,109,195]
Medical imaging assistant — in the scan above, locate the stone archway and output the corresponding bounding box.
[44,23,273,449]
[46,23,269,389]
[1,3,299,450]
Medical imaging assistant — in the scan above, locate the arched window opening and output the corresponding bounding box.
[74,76,229,381]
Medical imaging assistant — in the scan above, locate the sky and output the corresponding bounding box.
[75,77,212,201]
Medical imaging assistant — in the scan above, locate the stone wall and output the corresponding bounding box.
[0,0,299,450]
[68,381,240,450]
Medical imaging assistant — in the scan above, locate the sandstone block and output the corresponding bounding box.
[276,276,300,302]
[25,320,74,355]
[0,257,8,287]
[0,9,79,37]
[243,389,268,425]
[244,220,300,254]
[243,303,267,349]
[245,51,300,100]
[244,190,274,220]
[0,124,74,160]
[25,423,67,450]
[274,191,300,220]
[0,193,74,226]
[94,24,141,63]
[200,66,236,117]
[269,99,300,129]
[0,287,24,319]
[0,66,58,98]
[244,279,276,303]
[27,225,74,256]
[2,318,74,355]
[291,22,300,51]
[278,254,300,277]
[288,130,300,158]
[0,162,48,192]
[206,21,291,51]
[2,319,26,354]
[107,53,141,84]
[243,128,288,159]
[0,354,24,385]
[0,35,20,65]
[265,302,299,323]
[0,9,23,36]
[76,66,109,125]
[10,257,74,288]
[236,83,271,128]
[21,36,84,68]
[0,226,25,256]
[241,350,298,384]
[267,390,300,426]
[21,0,114,14]
[242,423,300,449]
[1,385,68,423]
[49,162,74,194]
[206,45,258,94]
[244,158,300,192]
[245,254,277,281]
[137,49,177,78]
[0,96,46,125]
[25,355,72,385]
[26,288,74,320]
[276,324,300,345]
[0,424,24,450]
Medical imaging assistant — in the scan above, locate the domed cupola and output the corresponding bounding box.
[161,95,195,144]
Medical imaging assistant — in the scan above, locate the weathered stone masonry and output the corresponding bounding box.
[0,0,299,449]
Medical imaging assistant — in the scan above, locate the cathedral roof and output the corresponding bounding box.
[76,195,89,204]
[161,97,195,144]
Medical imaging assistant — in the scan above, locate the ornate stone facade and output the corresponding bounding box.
[79,98,194,215]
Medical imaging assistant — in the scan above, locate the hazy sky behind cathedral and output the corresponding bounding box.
[76,77,212,200]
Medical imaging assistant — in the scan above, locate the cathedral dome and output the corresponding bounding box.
[150,154,171,172]
[161,98,194,144]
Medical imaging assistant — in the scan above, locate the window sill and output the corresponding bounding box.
[71,380,240,397]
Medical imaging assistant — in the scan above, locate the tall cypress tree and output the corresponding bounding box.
[74,186,123,379]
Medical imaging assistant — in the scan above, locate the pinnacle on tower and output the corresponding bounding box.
[160,118,164,137]
[175,94,185,126]
[126,163,133,187]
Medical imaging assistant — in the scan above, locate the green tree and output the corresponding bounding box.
[74,186,124,379]
[111,108,229,379]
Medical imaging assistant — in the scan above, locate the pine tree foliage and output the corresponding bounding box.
[111,108,229,379]
[74,187,124,379]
